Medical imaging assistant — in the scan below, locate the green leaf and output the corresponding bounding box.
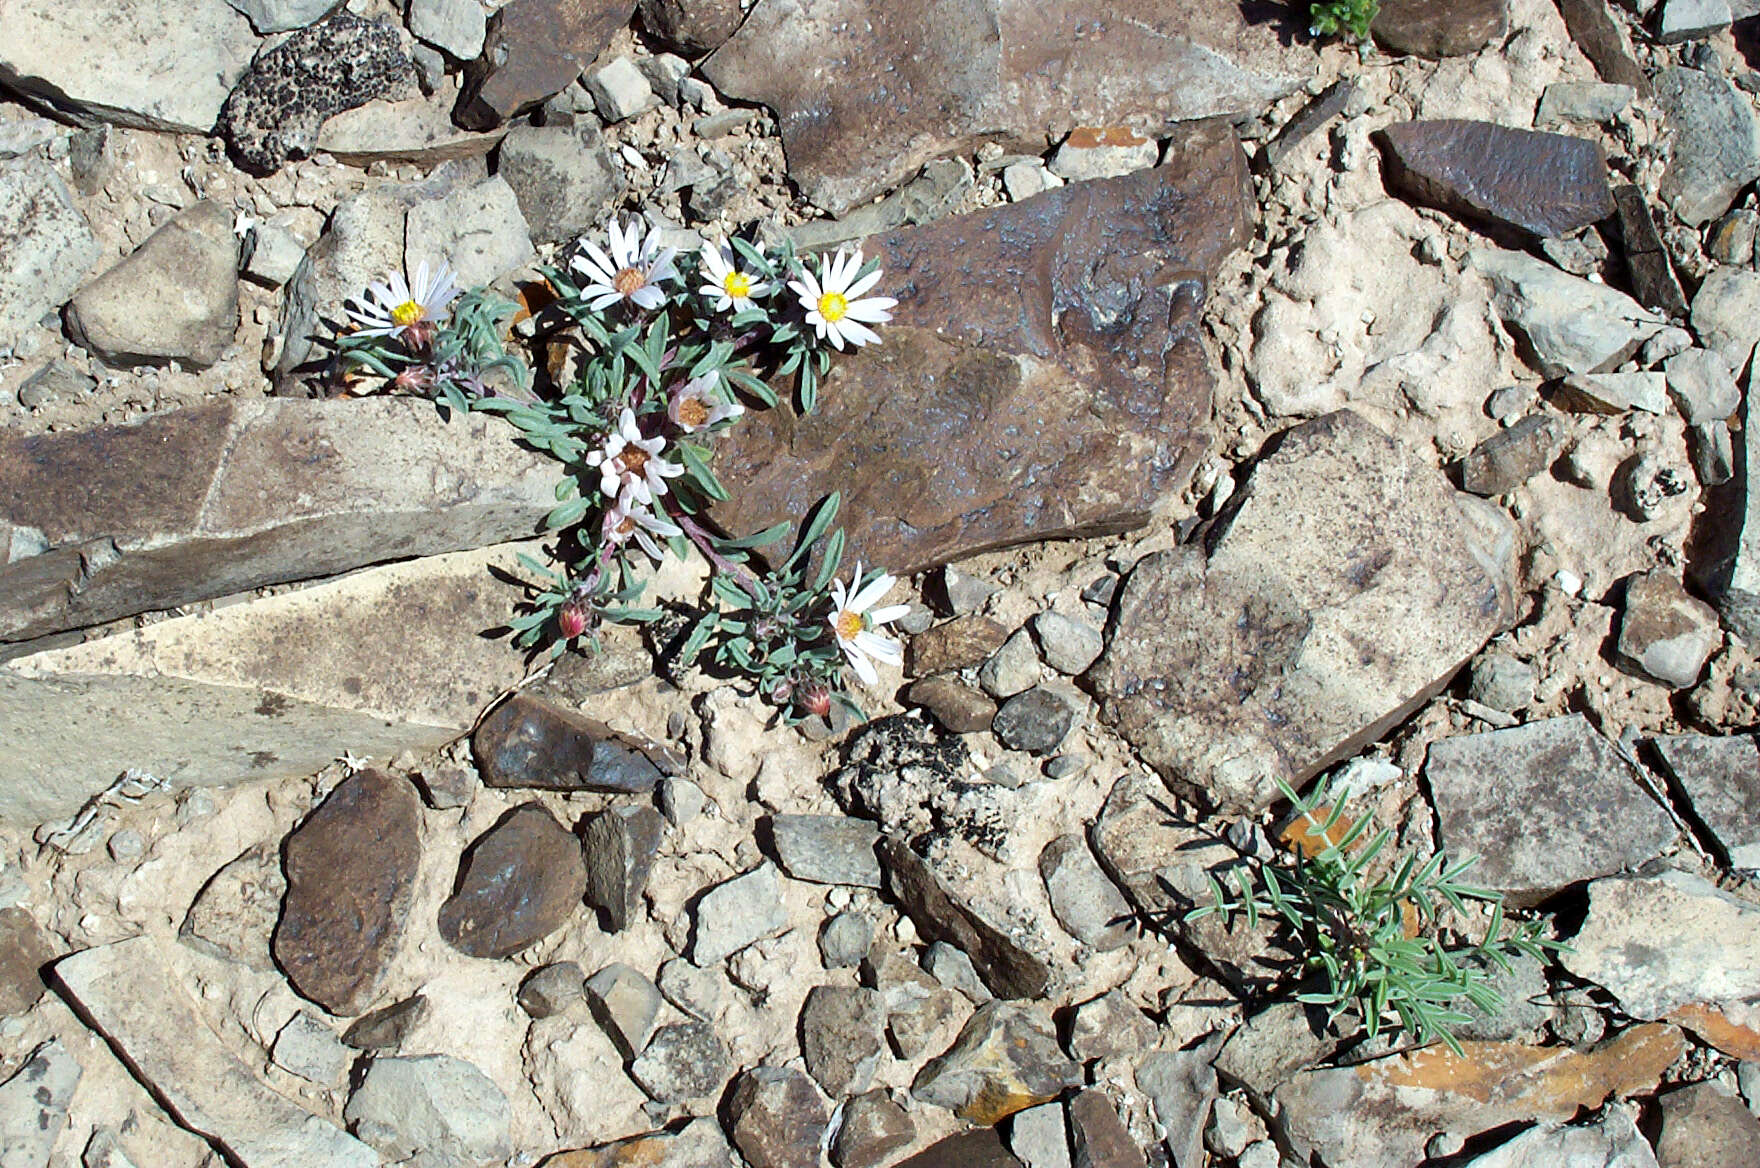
[677,442,729,502]
[545,497,591,530]
[719,522,791,551]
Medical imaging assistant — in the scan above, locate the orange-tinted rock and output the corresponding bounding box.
[911,1001,1081,1126]
[1378,120,1614,239]
[457,0,636,129]
[712,128,1247,576]
[1669,1001,1760,1060]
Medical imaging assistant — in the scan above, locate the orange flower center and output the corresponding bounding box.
[835,610,865,640]
[818,291,849,322]
[619,447,650,476]
[614,516,637,536]
[391,299,425,327]
[677,397,710,428]
[613,267,646,296]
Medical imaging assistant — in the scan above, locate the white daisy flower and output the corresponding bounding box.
[606,497,682,562]
[346,260,460,343]
[668,371,744,433]
[696,241,770,313]
[572,218,678,312]
[585,407,685,506]
[788,247,897,351]
[827,563,910,686]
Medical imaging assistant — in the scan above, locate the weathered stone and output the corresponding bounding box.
[865,947,974,1061]
[316,93,507,166]
[704,0,1300,214]
[801,985,885,1097]
[1215,1002,1338,1100]
[1090,411,1511,811]
[820,911,873,970]
[55,936,379,1167]
[1265,79,1356,173]
[66,200,239,370]
[1069,990,1157,1064]
[1473,247,1664,376]
[457,0,637,129]
[1010,1101,1072,1168]
[1556,0,1650,93]
[520,962,586,1019]
[1069,1091,1146,1168]
[1657,1080,1760,1167]
[907,675,998,734]
[1032,612,1105,676]
[1274,1024,1684,1168]
[410,0,487,59]
[629,1020,731,1103]
[1537,81,1636,126]
[993,686,1076,755]
[980,629,1041,699]
[0,1040,80,1168]
[439,803,587,959]
[913,1001,1081,1126]
[1693,267,1760,372]
[1655,67,1760,226]
[833,1090,916,1168]
[1660,0,1734,40]
[1049,126,1158,182]
[1426,715,1675,901]
[1564,869,1760,1018]
[227,0,339,34]
[1139,1034,1227,1168]
[1460,1107,1659,1167]
[343,995,431,1051]
[1556,372,1670,416]
[925,942,990,1005]
[637,0,744,56]
[909,617,1012,676]
[0,0,257,133]
[1665,348,1740,424]
[692,863,790,963]
[1654,734,1760,869]
[711,131,1247,576]
[1619,571,1722,689]
[1379,121,1613,239]
[499,124,625,245]
[584,963,661,1059]
[879,836,1051,999]
[404,174,536,290]
[221,12,416,173]
[584,57,656,122]
[474,694,665,794]
[275,770,422,1015]
[180,843,285,971]
[727,1067,830,1168]
[1611,184,1687,319]
[344,1054,512,1168]
[897,1129,1024,1168]
[0,159,99,351]
[0,907,53,1018]
[272,1011,351,1085]
[1453,952,1554,1042]
[769,814,882,887]
[1372,0,1508,55]
[1457,415,1564,496]
[1039,835,1132,951]
[542,1118,735,1167]
[581,803,664,932]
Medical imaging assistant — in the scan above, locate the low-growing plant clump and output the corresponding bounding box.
[1308,0,1380,42]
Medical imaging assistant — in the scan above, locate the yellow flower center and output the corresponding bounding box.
[614,516,636,536]
[722,271,752,299]
[677,396,710,428]
[818,291,849,322]
[391,299,425,327]
[613,267,646,296]
[835,610,865,641]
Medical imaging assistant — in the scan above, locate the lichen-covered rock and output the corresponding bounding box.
[0,158,99,351]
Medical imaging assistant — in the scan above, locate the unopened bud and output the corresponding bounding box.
[800,683,832,719]
[557,601,588,640]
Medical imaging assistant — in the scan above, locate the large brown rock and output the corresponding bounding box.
[473,691,666,793]
[703,0,1302,213]
[457,0,636,129]
[1088,410,1513,812]
[712,129,1247,576]
[439,802,588,958]
[1372,0,1508,56]
[273,769,423,1016]
[1378,120,1614,239]
[0,398,555,645]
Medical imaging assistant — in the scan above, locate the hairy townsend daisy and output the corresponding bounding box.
[828,564,909,685]
[573,218,678,312]
[586,407,684,506]
[346,260,459,345]
[697,241,770,313]
[789,247,897,350]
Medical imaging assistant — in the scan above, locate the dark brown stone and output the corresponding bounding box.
[1613,183,1688,317]
[439,802,587,958]
[1265,79,1357,172]
[473,691,665,793]
[1378,120,1614,239]
[341,994,431,1050]
[906,617,1011,677]
[1069,1090,1147,1168]
[1457,414,1565,496]
[1555,0,1650,95]
[728,1067,831,1168]
[906,675,997,733]
[0,906,55,1017]
[703,0,1301,213]
[457,0,637,130]
[636,0,744,56]
[893,1129,1023,1168]
[713,131,1247,577]
[878,836,1051,999]
[1373,0,1509,56]
[273,769,423,1016]
[832,1090,915,1168]
[580,803,664,932]
[1657,1080,1760,1168]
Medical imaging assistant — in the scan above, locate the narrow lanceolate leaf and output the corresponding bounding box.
[678,442,728,501]
[545,497,591,530]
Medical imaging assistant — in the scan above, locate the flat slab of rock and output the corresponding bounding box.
[0,398,556,645]
[703,0,1302,213]
[0,0,258,132]
[712,129,1247,576]
[55,935,379,1167]
[458,0,637,129]
[1655,66,1760,226]
[473,692,665,793]
[691,863,790,964]
[344,1053,512,1167]
[0,1039,79,1166]
[769,814,882,887]
[1656,1081,1760,1167]
[274,769,423,1015]
[1,544,536,825]
[1372,0,1508,56]
[912,1001,1080,1126]
[1378,120,1613,239]
[439,803,587,958]
[879,836,1051,999]
[1653,734,1760,869]
[1563,869,1760,1019]
[1089,410,1512,812]
[0,158,99,351]
[0,906,54,1017]
[1472,247,1664,377]
[1425,715,1676,901]
[1274,1023,1683,1168]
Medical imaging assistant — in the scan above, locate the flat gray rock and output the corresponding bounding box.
[227,0,339,33]
[691,863,790,964]
[1426,715,1676,901]
[769,815,882,887]
[344,1054,511,1168]
[1472,247,1664,377]
[0,158,99,351]
[1653,733,1760,868]
[498,124,623,245]
[1655,66,1760,225]
[1459,1107,1659,1166]
[0,1040,80,1168]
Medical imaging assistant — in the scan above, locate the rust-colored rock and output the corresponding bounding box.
[0,907,55,1017]
[1069,1090,1147,1168]
[712,130,1248,576]
[703,0,1301,213]
[1373,0,1508,57]
[906,616,1010,677]
[273,769,423,1016]
[439,803,587,958]
[1669,1001,1760,1060]
[1275,1023,1685,1166]
[457,0,637,129]
[1378,120,1614,239]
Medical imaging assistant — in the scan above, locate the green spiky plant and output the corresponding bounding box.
[1308,0,1380,42]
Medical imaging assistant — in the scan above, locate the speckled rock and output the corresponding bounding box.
[727,1067,831,1168]
[220,12,417,172]
[1372,0,1508,55]
[438,803,587,958]
[1653,734,1760,869]
[0,158,99,351]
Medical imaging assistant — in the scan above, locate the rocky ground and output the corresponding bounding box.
[3,0,1760,1166]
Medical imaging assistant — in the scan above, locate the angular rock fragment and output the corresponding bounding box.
[768,814,882,887]
[1089,410,1512,812]
[439,803,587,958]
[913,1001,1081,1126]
[542,1117,736,1167]
[410,0,487,59]
[66,201,239,369]
[316,92,507,167]
[833,1091,916,1168]
[1425,715,1675,901]
[344,1054,512,1168]
[1656,1081,1760,1166]
[800,985,885,1097]
[1456,415,1564,496]
[0,907,54,1018]
[896,1129,1025,1167]
[629,1021,731,1103]
[1049,126,1158,182]
[1138,1034,1226,1168]
[691,863,790,964]
[1378,121,1614,239]
[581,804,665,932]
[1068,1091,1147,1168]
[1039,835,1132,951]
[458,0,636,129]
[728,1067,830,1168]
[584,963,661,1059]
[907,676,998,734]
[520,962,586,1020]
[704,0,1302,213]
[499,124,625,245]
[1273,1023,1684,1167]
[1537,81,1635,127]
[0,1040,79,1167]
[1032,612,1105,676]
[180,843,286,971]
[272,1011,351,1085]
[221,12,417,172]
[879,837,1051,999]
[56,936,379,1167]
[908,617,1011,676]
[1654,66,1760,226]
[1372,0,1509,56]
[1472,248,1664,377]
[1612,185,1687,317]
[1653,733,1760,869]
[1664,348,1739,424]
[0,158,99,351]
[1618,570,1722,689]
[711,131,1247,575]
[343,995,430,1051]
[865,947,972,1062]
[1457,1107,1655,1167]
[1659,0,1734,41]
[275,769,423,1015]
[227,0,338,34]
[474,693,665,794]
[1556,0,1650,93]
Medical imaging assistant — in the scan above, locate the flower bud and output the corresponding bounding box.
[799,682,832,718]
[557,601,589,640]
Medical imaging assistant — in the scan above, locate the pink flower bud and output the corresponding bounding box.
[557,601,588,640]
